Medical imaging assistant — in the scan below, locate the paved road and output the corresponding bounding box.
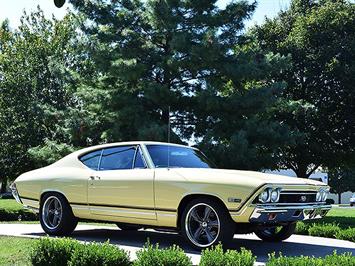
[0,223,354,265]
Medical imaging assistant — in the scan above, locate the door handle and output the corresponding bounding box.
[89,175,101,180]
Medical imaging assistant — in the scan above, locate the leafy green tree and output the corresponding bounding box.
[328,167,355,204]
[69,0,259,142]
[0,8,79,189]
[254,0,355,177]
[68,0,292,171]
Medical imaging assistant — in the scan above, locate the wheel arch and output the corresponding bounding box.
[176,193,232,228]
[40,190,70,207]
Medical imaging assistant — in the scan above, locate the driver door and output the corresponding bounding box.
[87,145,156,220]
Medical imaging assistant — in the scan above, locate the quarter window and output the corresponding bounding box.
[79,150,102,170]
[134,148,146,169]
[99,146,136,171]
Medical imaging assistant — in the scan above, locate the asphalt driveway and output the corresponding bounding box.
[0,223,354,265]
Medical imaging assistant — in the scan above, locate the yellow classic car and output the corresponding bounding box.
[11,141,331,249]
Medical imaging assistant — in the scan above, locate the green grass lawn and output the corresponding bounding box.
[0,199,25,212]
[0,236,36,266]
[314,207,355,229]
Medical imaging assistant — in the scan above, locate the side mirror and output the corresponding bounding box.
[54,0,66,8]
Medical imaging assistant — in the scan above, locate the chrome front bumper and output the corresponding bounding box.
[249,204,331,223]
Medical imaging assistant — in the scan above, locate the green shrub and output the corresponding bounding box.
[69,241,131,266]
[134,242,192,266]
[199,244,255,266]
[0,208,38,221]
[335,227,355,242]
[267,251,355,266]
[308,224,341,238]
[295,222,310,235]
[31,237,79,266]
[323,251,355,265]
[267,253,322,266]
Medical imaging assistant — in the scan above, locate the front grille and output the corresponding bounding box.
[279,191,317,204]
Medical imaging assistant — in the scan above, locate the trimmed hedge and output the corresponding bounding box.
[31,237,79,266]
[70,241,131,266]
[0,208,38,221]
[134,242,192,266]
[335,227,355,242]
[296,222,355,242]
[30,238,355,266]
[267,251,355,266]
[308,223,341,238]
[30,238,130,266]
[199,244,256,266]
[0,199,37,221]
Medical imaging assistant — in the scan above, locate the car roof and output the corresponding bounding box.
[75,141,196,156]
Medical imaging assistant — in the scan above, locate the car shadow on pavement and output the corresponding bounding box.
[29,228,355,263]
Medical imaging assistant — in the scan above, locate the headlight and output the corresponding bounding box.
[259,188,271,203]
[316,190,322,202]
[270,188,281,203]
[321,189,329,202]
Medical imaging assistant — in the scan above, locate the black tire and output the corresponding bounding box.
[180,198,235,250]
[116,223,141,231]
[40,192,78,236]
[255,222,296,242]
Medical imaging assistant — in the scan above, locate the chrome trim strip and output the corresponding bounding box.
[256,202,326,206]
[280,192,317,195]
[256,204,331,213]
[89,207,156,217]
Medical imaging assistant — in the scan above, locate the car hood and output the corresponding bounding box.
[170,168,326,187]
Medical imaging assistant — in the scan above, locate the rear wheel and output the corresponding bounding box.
[180,198,234,250]
[255,222,296,242]
[40,193,78,236]
[116,223,141,231]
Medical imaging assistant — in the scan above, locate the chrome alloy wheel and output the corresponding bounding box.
[42,196,63,230]
[185,203,220,248]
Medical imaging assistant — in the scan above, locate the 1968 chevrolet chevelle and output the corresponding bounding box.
[11,141,331,249]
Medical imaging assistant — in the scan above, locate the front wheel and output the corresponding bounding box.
[180,198,235,250]
[40,193,78,236]
[255,222,296,242]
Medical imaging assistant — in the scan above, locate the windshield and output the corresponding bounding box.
[146,145,214,168]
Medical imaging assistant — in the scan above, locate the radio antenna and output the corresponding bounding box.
[167,106,171,169]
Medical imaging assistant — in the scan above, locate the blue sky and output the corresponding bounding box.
[0,0,291,29]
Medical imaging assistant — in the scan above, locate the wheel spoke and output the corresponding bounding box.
[193,227,203,240]
[209,220,219,227]
[191,209,202,222]
[203,206,212,220]
[53,214,59,226]
[205,229,214,243]
[54,199,59,209]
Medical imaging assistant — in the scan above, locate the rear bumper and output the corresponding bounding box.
[249,204,331,223]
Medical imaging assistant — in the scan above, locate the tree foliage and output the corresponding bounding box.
[328,167,355,203]
[0,8,79,182]
[254,0,355,177]
[68,0,291,170]
[0,0,354,184]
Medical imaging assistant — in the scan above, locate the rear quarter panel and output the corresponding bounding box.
[15,165,88,215]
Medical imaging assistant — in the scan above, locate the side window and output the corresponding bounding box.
[79,150,102,170]
[134,148,146,169]
[99,146,136,171]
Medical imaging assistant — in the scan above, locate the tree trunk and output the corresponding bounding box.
[0,178,7,194]
[338,193,341,205]
[294,166,308,178]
